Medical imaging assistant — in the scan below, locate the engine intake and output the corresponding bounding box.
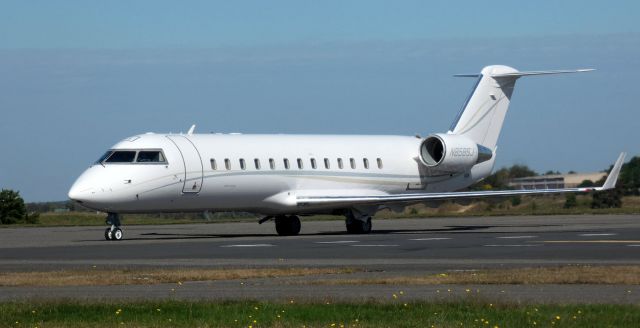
[419,134,493,174]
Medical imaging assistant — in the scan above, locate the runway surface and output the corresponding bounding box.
[1,215,640,303]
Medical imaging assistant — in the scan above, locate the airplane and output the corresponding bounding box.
[68,65,626,241]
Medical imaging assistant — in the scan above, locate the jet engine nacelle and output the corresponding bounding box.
[419,133,493,175]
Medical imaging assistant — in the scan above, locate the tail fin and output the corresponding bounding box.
[449,65,594,150]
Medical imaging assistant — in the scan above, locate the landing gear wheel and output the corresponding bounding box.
[346,216,372,234]
[275,215,301,236]
[104,228,113,240]
[104,213,123,241]
[112,228,123,240]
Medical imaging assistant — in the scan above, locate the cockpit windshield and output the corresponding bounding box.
[105,151,137,163]
[136,151,166,163]
[96,149,167,165]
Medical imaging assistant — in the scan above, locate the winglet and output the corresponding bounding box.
[600,152,626,190]
[187,124,196,135]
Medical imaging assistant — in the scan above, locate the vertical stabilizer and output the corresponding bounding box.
[449,65,594,151]
[449,65,518,150]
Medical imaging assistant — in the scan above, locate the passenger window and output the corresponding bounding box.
[210,159,217,170]
[225,158,231,170]
[240,159,246,170]
[377,158,383,169]
[310,158,317,169]
[350,158,356,169]
[136,151,166,163]
[297,158,303,169]
[269,158,275,170]
[284,158,290,170]
[324,158,330,169]
[337,158,344,169]
[105,151,136,163]
[363,158,369,169]
[254,158,261,170]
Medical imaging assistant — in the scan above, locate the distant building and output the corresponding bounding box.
[508,172,607,190]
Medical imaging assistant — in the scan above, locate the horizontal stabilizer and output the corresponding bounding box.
[453,73,481,78]
[454,68,594,78]
[492,69,595,78]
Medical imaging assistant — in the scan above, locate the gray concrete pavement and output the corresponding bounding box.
[1,215,639,303]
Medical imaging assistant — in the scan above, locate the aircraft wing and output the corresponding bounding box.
[296,153,626,207]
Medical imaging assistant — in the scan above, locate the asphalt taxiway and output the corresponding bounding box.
[1,215,639,269]
[1,215,639,303]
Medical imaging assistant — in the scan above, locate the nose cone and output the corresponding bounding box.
[68,166,102,205]
[68,165,130,212]
[68,177,93,203]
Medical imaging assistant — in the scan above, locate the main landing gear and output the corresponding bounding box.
[104,213,123,241]
[274,215,301,236]
[345,211,372,234]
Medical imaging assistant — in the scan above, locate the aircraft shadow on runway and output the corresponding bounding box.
[85,224,563,242]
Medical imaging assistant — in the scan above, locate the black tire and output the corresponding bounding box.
[346,220,357,234]
[104,228,113,241]
[346,217,372,234]
[361,217,372,234]
[275,216,301,236]
[112,228,123,241]
[288,216,301,235]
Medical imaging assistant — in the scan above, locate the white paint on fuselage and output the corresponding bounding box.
[68,132,493,215]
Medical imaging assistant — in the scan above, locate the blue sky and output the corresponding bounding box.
[1,1,639,201]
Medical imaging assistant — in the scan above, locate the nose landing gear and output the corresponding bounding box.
[104,213,123,241]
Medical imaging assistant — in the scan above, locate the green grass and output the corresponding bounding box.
[2,212,345,228]
[1,300,639,328]
[4,212,257,227]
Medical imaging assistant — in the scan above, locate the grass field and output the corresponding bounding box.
[2,266,639,287]
[0,267,356,287]
[2,300,639,328]
[309,265,640,286]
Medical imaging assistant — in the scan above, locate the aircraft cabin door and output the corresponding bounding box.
[167,135,203,193]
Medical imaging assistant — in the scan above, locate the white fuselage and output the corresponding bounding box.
[68,133,493,214]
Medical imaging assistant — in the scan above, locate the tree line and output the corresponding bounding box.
[470,155,640,208]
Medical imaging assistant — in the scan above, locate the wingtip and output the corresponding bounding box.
[601,152,626,190]
[187,124,196,135]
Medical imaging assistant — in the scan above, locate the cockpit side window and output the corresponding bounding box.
[96,151,113,164]
[136,151,166,163]
[104,151,137,163]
